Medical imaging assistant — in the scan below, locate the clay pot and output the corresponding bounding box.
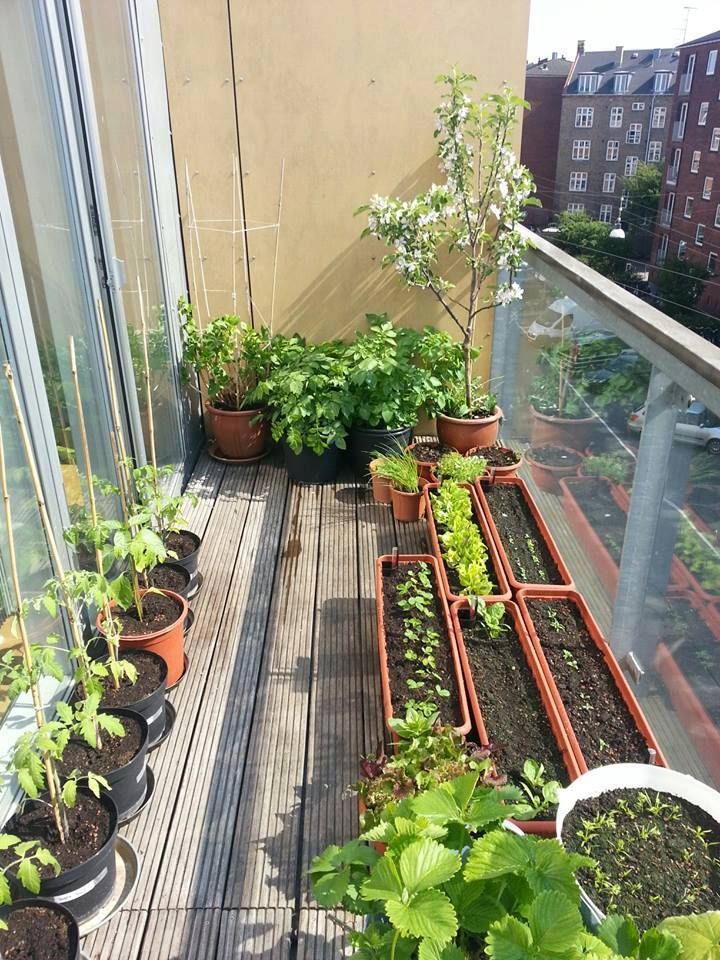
[435,406,503,454]
[207,403,269,460]
[390,486,425,523]
[406,441,455,482]
[530,406,595,453]
[527,446,583,495]
[466,445,523,479]
[369,459,392,504]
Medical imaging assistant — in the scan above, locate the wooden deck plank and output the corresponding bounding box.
[224,481,323,909]
[182,452,227,539]
[296,908,363,960]
[217,908,294,958]
[82,909,147,959]
[138,908,222,959]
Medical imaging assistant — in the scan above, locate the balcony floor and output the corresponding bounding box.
[85,450,426,959]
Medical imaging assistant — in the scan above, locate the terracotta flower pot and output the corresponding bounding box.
[423,482,511,603]
[207,403,269,460]
[390,485,425,523]
[530,406,596,452]
[97,589,188,686]
[526,446,583,495]
[406,441,456,482]
[435,406,503,454]
[465,445,523,479]
[369,458,392,504]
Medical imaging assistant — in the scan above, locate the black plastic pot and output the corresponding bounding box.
[165,529,202,589]
[98,708,149,822]
[147,562,192,599]
[349,424,413,478]
[281,440,339,484]
[1,898,80,959]
[36,788,118,924]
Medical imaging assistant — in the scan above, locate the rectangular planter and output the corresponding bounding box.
[474,477,574,592]
[451,598,581,836]
[516,588,666,773]
[375,553,471,740]
[423,482,511,604]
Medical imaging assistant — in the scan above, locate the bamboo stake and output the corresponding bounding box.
[231,156,237,315]
[0,423,66,842]
[234,153,253,326]
[270,158,285,334]
[136,276,158,475]
[110,431,142,617]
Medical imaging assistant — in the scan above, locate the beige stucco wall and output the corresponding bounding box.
[158,0,530,378]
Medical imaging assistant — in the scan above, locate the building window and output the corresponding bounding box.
[661,192,676,225]
[614,73,631,93]
[699,102,710,126]
[707,50,718,75]
[620,191,629,211]
[606,140,619,161]
[624,155,639,177]
[602,172,616,193]
[632,101,645,111]
[716,203,720,227]
[567,202,585,213]
[577,73,599,93]
[691,150,701,173]
[709,251,718,275]
[626,123,642,144]
[599,203,613,223]
[647,140,663,162]
[684,196,694,218]
[678,239,687,259]
[572,139,591,160]
[652,105,667,128]
[696,223,705,245]
[703,177,714,199]
[575,107,594,127]
[654,71,671,93]
[681,53,696,93]
[658,233,669,263]
[711,128,720,151]
[569,171,588,192]
[610,106,623,127]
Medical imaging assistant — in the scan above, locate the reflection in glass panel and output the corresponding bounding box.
[0,1,114,507]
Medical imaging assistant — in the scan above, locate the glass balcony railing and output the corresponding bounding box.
[491,228,720,789]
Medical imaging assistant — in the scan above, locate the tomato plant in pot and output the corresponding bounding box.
[179,297,272,461]
[359,75,537,454]
[372,451,426,522]
[344,314,428,477]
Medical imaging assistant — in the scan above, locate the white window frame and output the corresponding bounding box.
[658,233,669,263]
[695,223,705,245]
[577,74,598,94]
[606,140,619,161]
[614,73,631,94]
[609,106,623,128]
[632,101,645,111]
[652,105,667,128]
[699,102,709,126]
[681,53,696,93]
[602,172,616,193]
[599,203,613,223]
[711,128,720,151]
[691,150,701,173]
[567,202,585,213]
[709,251,718,275]
[571,139,591,160]
[684,196,694,218]
[624,155,639,177]
[647,140,663,163]
[626,123,642,144]
[654,71,671,93]
[575,106,594,128]
[569,171,588,192]
[703,177,714,200]
[707,49,718,76]
[716,203,720,228]
[620,191,629,212]
[678,239,687,259]
[662,192,676,224]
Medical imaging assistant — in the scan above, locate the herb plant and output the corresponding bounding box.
[582,454,629,485]
[436,451,488,484]
[372,451,420,493]
[675,520,720,593]
[431,482,493,596]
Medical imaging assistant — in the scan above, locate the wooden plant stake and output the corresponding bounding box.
[0,423,66,842]
[96,297,134,502]
[137,277,162,517]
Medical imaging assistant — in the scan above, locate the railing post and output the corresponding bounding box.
[610,367,686,675]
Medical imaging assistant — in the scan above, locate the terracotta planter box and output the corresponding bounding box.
[530,406,595,452]
[475,477,574,593]
[436,407,502,454]
[516,588,666,773]
[375,553,471,739]
[451,598,581,836]
[423,482,510,603]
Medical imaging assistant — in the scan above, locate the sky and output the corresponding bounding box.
[527,0,719,63]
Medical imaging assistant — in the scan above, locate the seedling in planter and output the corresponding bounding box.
[518,758,561,814]
[547,609,566,634]
[468,598,507,639]
[561,648,579,671]
[436,451,487,484]
[524,533,546,579]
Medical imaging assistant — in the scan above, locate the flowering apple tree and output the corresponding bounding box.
[358,70,538,412]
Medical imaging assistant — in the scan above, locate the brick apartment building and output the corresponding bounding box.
[554,42,677,223]
[522,54,572,227]
[652,30,720,317]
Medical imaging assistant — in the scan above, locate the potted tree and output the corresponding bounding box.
[179,298,272,461]
[359,74,537,453]
[528,342,596,452]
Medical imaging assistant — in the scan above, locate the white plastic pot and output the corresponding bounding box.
[557,763,720,927]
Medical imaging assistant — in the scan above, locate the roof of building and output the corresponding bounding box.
[526,55,572,78]
[565,47,679,96]
[679,29,720,48]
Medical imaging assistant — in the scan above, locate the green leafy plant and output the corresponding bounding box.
[372,451,420,493]
[517,759,561,816]
[675,520,720,594]
[396,565,451,715]
[476,600,507,639]
[436,451,488,484]
[132,462,198,541]
[0,835,60,929]
[431,482,493,596]
[581,455,628,485]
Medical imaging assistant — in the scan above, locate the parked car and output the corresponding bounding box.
[628,400,720,452]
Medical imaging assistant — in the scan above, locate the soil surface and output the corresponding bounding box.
[662,598,720,724]
[0,906,74,960]
[0,793,112,874]
[410,442,454,463]
[483,483,562,584]
[564,788,720,927]
[164,529,198,560]
[381,562,461,726]
[114,591,182,636]
[430,492,498,596]
[568,478,626,561]
[459,613,566,793]
[525,598,648,766]
[529,446,582,467]
[73,649,165,709]
[146,564,190,594]
[469,446,519,467]
[58,713,143,777]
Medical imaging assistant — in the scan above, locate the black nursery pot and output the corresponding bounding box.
[349,424,413,478]
[99,708,149,822]
[1,898,81,959]
[121,651,168,747]
[166,529,202,586]
[281,440,339,484]
[148,561,192,599]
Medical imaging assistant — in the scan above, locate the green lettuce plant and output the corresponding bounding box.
[581,455,629,485]
[431,482,493,596]
[437,452,488,484]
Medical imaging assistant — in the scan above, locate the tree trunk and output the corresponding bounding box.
[464,259,479,410]
[462,334,473,410]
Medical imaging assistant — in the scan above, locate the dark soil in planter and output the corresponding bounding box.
[73,650,165,709]
[483,484,562,584]
[564,788,720,927]
[530,446,582,467]
[569,479,626,561]
[430,492,498,596]
[164,530,197,559]
[145,565,189,594]
[0,905,74,960]
[410,442,454,463]
[57,714,143,778]
[114,592,182,636]
[0,794,111,875]
[662,599,720,723]
[469,446,519,467]
[460,615,565,794]
[525,599,648,766]
[381,562,461,726]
